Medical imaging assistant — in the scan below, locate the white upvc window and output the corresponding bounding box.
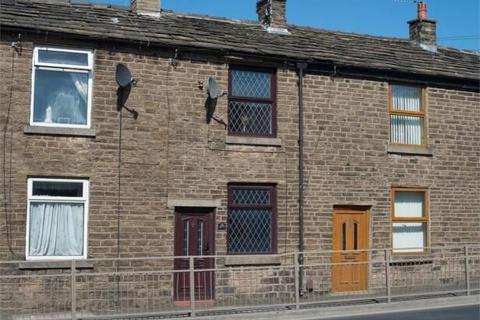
[31,47,93,128]
[26,178,89,260]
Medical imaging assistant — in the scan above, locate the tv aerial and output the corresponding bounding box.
[116,63,138,119]
[203,76,227,128]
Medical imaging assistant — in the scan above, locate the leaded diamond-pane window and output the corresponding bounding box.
[232,188,271,205]
[228,67,275,137]
[231,70,271,98]
[228,185,276,254]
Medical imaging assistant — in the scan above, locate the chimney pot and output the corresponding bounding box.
[408,1,436,47]
[417,1,427,20]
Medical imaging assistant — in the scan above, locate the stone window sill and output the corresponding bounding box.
[225,136,282,147]
[18,260,94,270]
[387,145,433,156]
[224,255,281,266]
[24,125,96,138]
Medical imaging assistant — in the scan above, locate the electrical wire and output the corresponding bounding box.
[2,48,16,257]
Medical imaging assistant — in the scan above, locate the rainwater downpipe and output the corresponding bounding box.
[297,62,307,294]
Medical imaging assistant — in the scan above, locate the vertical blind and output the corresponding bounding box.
[390,85,423,145]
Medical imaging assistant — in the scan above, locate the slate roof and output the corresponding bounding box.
[1,0,479,82]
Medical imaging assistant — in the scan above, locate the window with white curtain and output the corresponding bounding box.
[389,85,425,145]
[26,178,89,260]
[391,189,428,253]
[31,47,93,128]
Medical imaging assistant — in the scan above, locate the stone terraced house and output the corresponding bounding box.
[0,0,479,317]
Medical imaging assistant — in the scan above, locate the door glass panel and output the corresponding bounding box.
[342,222,347,250]
[354,222,358,250]
[183,220,189,256]
[197,221,204,256]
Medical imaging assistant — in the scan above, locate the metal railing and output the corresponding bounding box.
[0,245,478,319]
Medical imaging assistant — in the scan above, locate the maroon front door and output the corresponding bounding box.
[174,208,215,301]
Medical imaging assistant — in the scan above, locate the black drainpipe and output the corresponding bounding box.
[297,62,307,294]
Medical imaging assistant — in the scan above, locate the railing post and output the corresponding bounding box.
[71,260,77,320]
[384,249,391,303]
[294,253,300,310]
[465,245,470,296]
[189,256,196,317]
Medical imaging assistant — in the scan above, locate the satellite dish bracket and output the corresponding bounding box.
[211,116,227,130]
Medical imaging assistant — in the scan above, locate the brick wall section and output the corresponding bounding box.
[0,34,478,264]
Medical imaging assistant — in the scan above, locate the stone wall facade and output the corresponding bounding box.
[0,31,479,313]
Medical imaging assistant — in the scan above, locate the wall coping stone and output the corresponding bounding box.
[387,145,433,156]
[24,125,96,138]
[225,136,282,147]
[167,198,221,208]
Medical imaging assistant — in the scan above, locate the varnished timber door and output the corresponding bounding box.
[332,208,369,292]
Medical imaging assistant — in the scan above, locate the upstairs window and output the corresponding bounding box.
[389,85,426,146]
[228,67,276,137]
[31,47,93,128]
[227,184,277,254]
[391,188,428,253]
[26,178,89,260]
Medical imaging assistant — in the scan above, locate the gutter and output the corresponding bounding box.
[296,61,308,294]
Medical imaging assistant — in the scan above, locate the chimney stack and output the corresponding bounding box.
[408,1,436,47]
[131,0,160,16]
[257,0,289,33]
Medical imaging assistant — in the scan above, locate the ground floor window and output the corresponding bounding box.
[391,188,428,253]
[227,184,276,254]
[26,178,89,260]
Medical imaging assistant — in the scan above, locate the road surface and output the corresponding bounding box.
[323,304,479,320]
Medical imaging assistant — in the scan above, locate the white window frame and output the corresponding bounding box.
[26,178,89,261]
[30,47,94,129]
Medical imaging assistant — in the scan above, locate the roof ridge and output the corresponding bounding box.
[11,0,479,52]
[1,0,478,82]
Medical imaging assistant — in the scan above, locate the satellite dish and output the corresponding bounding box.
[117,85,131,111]
[203,76,227,128]
[206,76,220,99]
[205,96,217,124]
[116,63,136,88]
[115,63,138,119]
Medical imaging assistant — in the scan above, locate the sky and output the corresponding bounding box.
[90,0,479,51]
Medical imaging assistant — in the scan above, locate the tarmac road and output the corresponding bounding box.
[322,304,480,320]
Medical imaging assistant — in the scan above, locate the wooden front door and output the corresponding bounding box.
[332,208,369,292]
[174,208,215,301]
